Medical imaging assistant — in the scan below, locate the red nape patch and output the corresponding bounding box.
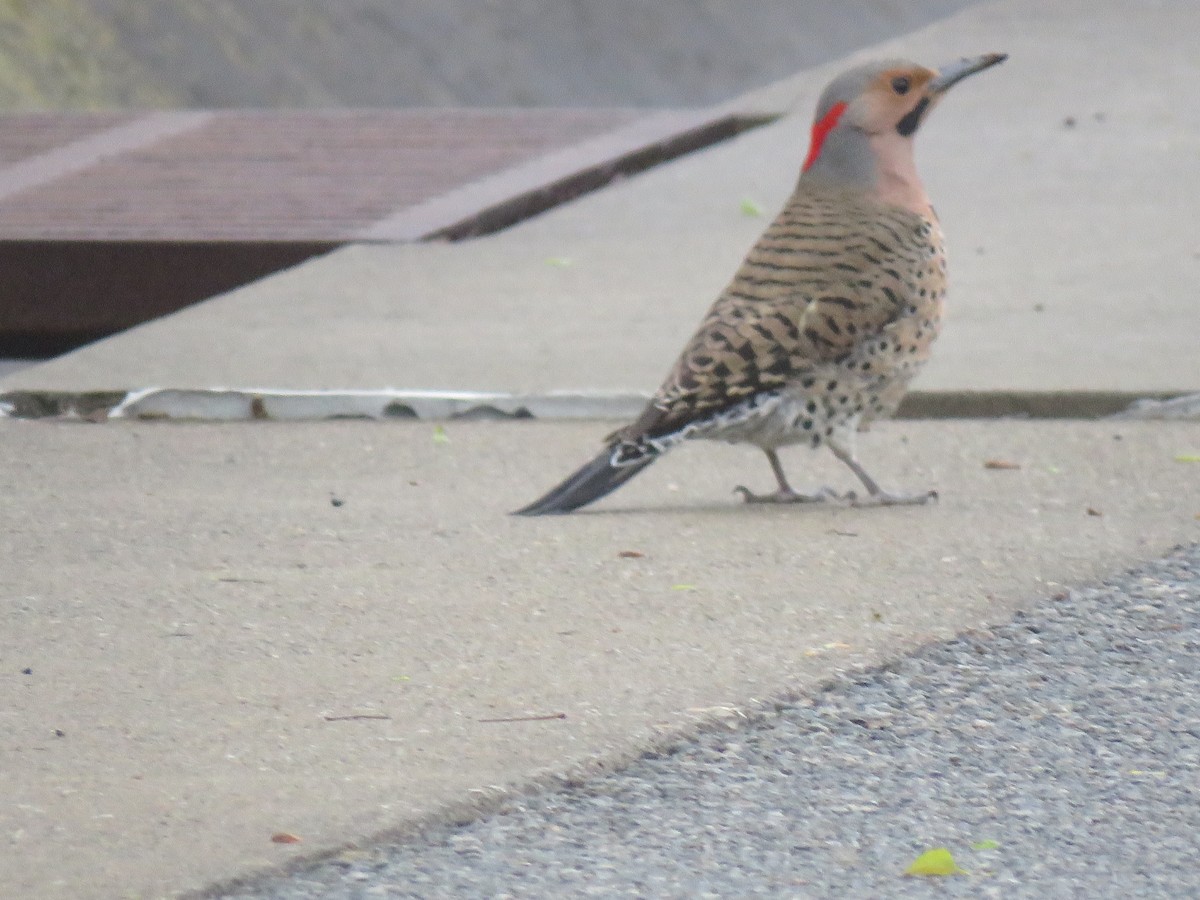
[802,101,848,172]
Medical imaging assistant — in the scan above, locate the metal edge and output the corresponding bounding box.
[357,109,778,243]
[1,388,1196,423]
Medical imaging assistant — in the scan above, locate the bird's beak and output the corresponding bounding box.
[929,53,1008,94]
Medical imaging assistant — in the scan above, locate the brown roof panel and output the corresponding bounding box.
[0,109,645,242]
[0,113,139,167]
[0,107,769,354]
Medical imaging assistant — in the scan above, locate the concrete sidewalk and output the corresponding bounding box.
[3,418,1198,898]
[2,0,1200,897]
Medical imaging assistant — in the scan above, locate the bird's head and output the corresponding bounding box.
[801,53,1007,191]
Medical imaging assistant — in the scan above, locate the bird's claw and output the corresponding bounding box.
[734,485,939,507]
[733,485,847,504]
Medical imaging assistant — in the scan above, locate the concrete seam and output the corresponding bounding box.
[0,388,1194,423]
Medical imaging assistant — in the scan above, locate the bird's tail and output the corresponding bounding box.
[512,443,658,516]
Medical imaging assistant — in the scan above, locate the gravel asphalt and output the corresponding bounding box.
[224,543,1200,898]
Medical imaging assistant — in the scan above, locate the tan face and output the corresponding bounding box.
[850,65,939,136]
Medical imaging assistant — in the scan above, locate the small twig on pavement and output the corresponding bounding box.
[323,713,391,722]
[478,713,567,723]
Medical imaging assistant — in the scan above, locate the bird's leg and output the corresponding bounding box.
[826,441,937,507]
[734,449,842,504]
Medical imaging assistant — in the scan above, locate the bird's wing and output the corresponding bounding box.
[616,193,931,442]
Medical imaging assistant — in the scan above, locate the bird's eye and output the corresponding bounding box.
[891,75,911,95]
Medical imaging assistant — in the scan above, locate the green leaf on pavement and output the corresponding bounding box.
[905,847,967,876]
[1174,454,1200,463]
[432,425,450,444]
[545,256,573,267]
[971,839,1000,851]
[740,197,764,217]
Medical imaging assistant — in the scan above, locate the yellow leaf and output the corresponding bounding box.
[905,847,966,876]
[740,197,764,217]
[971,839,1000,851]
[671,584,698,591]
[1174,454,1200,463]
[545,256,574,267]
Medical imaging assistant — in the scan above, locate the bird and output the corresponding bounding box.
[515,53,1007,516]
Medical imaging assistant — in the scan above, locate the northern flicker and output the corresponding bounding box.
[515,53,1006,516]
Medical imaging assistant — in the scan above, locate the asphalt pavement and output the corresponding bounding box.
[223,543,1200,899]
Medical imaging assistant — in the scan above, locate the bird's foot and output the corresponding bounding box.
[849,488,939,508]
[733,485,847,505]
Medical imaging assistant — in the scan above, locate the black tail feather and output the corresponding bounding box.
[512,446,657,516]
